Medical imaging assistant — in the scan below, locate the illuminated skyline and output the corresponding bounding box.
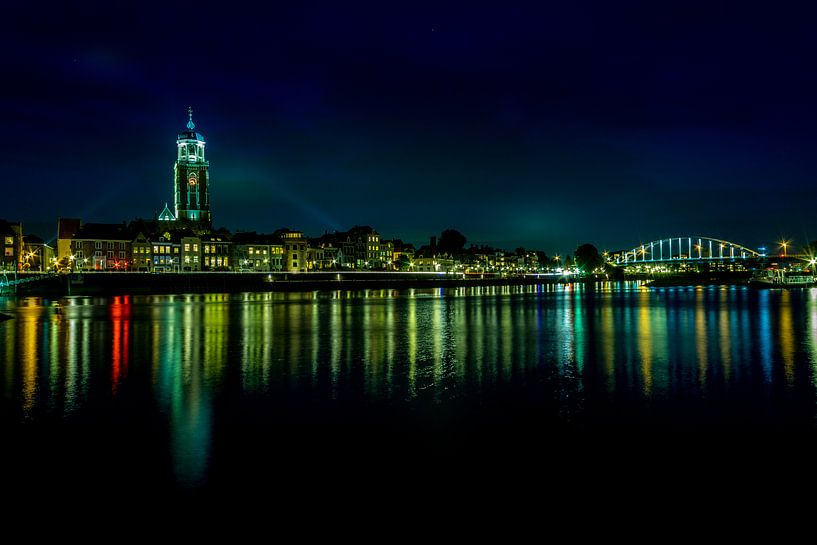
[4,2,817,255]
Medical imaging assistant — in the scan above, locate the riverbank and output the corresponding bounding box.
[7,271,580,297]
[641,271,753,287]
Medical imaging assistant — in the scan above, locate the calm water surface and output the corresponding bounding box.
[2,282,817,492]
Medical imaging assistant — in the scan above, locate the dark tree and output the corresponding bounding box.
[395,254,412,271]
[438,229,467,255]
[574,243,603,274]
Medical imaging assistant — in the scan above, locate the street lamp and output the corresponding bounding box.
[779,240,791,257]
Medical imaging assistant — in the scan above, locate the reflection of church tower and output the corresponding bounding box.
[174,107,211,224]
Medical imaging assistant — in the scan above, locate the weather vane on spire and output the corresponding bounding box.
[187,106,195,130]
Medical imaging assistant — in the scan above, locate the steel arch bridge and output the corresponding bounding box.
[611,236,763,266]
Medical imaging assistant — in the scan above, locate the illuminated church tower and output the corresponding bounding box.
[174,107,211,224]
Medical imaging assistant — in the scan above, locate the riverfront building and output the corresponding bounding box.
[0,219,23,271]
[22,235,53,272]
[72,223,132,271]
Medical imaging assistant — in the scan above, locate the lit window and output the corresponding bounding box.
[184,244,190,252]
[193,244,198,252]
[153,245,159,253]
[4,236,13,245]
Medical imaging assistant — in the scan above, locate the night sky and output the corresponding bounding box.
[4,1,817,255]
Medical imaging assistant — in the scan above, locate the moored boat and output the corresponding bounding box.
[749,269,816,288]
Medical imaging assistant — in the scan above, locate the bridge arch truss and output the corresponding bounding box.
[612,236,763,266]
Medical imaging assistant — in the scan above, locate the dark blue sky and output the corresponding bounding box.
[3,1,817,254]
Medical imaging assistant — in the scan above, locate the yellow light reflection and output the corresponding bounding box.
[719,290,732,381]
[695,289,707,388]
[779,290,794,384]
[637,291,653,397]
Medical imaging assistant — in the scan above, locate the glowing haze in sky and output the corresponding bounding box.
[3,1,817,254]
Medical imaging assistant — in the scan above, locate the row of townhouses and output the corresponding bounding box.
[49,219,416,273]
[2,216,550,274]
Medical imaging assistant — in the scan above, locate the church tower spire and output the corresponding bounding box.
[173,107,211,225]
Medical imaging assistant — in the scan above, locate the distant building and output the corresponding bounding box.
[56,218,81,262]
[391,239,415,270]
[201,233,231,270]
[152,233,180,272]
[348,226,381,269]
[22,235,54,272]
[0,220,23,271]
[311,233,352,269]
[315,226,383,269]
[307,244,339,270]
[279,230,308,272]
[379,239,394,269]
[414,256,454,272]
[72,223,132,271]
[232,232,281,272]
[132,232,153,271]
[181,236,202,271]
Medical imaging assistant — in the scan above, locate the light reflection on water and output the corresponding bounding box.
[2,282,817,487]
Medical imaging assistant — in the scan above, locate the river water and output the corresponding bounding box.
[2,282,817,494]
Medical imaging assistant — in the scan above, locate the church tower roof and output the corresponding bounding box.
[158,203,176,222]
[177,106,205,141]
